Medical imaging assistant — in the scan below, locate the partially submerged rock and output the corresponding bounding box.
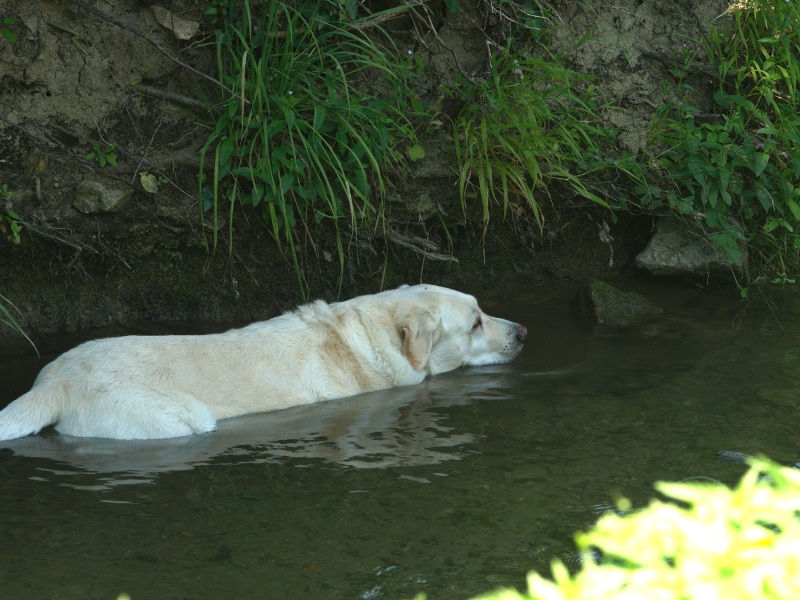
[635,218,747,284]
[577,279,664,328]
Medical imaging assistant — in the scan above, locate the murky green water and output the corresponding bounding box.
[2,282,799,600]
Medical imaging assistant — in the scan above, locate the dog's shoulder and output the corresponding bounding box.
[293,299,332,322]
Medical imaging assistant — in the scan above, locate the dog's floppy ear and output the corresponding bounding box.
[397,309,443,371]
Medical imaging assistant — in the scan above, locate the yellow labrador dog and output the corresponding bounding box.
[0,284,526,440]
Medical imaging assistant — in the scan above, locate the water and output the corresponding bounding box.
[1,281,798,599]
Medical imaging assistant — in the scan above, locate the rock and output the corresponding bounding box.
[576,279,664,328]
[635,218,747,283]
[717,450,755,465]
[151,6,200,40]
[73,180,133,214]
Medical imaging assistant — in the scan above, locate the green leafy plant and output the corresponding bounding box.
[1,184,22,245]
[644,1,800,269]
[202,0,232,25]
[201,0,425,295]
[1,210,21,245]
[86,142,118,168]
[1,16,15,45]
[453,40,613,233]
[416,458,800,600]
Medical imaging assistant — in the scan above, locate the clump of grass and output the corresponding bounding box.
[200,0,425,295]
[0,294,37,354]
[452,39,614,234]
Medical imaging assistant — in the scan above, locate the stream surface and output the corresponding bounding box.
[1,281,798,600]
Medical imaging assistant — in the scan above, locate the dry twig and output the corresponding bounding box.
[386,229,458,262]
[133,84,210,112]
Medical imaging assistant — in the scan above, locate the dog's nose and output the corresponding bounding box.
[515,324,527,342]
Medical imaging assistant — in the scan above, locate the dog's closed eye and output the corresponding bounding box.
[471,316,482,332]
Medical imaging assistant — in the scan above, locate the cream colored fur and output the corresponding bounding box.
[0,284,526,440]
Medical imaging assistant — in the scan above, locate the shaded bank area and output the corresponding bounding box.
[0,198,653,356]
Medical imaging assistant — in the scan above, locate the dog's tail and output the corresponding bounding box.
[0,388,60,441]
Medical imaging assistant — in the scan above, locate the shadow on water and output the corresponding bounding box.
[2,281,800,599]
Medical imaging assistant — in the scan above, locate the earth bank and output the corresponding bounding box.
[0,0,728,355]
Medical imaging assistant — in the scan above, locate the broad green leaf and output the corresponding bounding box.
[709,230,741,263]
[719,165,732,189]
[687,159,706,186]
[313,106,326,132]
[753,152,769,177]
[756,184,772,211]
[265,120,285,139]
[408,144,426,161]
[788,199,800,222]
[341,0,357,19]
[280,173,294,195]
[218,139,235,169]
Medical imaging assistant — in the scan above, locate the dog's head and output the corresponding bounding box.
[392,285,527,375]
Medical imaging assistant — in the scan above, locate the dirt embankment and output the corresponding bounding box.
[0,0,726,353]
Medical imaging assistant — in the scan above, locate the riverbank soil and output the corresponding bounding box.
[0,0,727,353]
